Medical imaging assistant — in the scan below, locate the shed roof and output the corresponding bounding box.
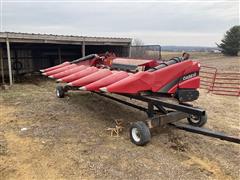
[0,32,132,46]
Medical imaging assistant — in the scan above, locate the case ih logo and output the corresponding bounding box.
[182,72,197,81]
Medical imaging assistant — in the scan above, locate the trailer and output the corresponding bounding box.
[41,53,240,145]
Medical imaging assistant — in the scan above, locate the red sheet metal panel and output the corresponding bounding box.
[40,61,70,73]
[81,71,130,91]
[60,67,99,83]
[43,64,77,76]
[49,65,87,79]
[68,69,112,87]
[101,60,199,94]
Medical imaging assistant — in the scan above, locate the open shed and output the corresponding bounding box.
[0,32,132,85]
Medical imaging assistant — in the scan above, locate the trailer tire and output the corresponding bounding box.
[130,121,151,146]
[187,113,207,127]
[56,86,65,98]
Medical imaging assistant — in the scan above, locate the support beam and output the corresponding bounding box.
[129,44,132,57]
[6,38,13,85]
[58,47,62,63]
[82,41,85,57]
[0,46,5,84]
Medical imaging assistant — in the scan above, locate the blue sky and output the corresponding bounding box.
[0,0,239,46]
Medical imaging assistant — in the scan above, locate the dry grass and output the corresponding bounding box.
[162,51,240,72]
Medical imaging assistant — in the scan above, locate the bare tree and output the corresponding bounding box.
[132,38,144,46]
[131,38,145,58]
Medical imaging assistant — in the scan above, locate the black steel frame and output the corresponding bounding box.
[61,86,240,144]
[94,92,240,144]
[94,92,204,128]
[170,123,240,144]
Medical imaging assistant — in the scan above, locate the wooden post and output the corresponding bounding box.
[6,38,13,86]
[82,41,85,57]
[0,46,5,84]
[58,47,62,63]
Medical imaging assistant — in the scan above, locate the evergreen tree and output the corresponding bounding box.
[217,26,240,56]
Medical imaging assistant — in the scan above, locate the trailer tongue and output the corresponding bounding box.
[41,53,240,145]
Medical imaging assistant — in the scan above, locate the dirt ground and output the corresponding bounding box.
[0,52,239,179]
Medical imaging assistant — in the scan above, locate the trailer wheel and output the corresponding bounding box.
[187,113,207,127]
[56,86,65,98]
[130,121,151,146]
